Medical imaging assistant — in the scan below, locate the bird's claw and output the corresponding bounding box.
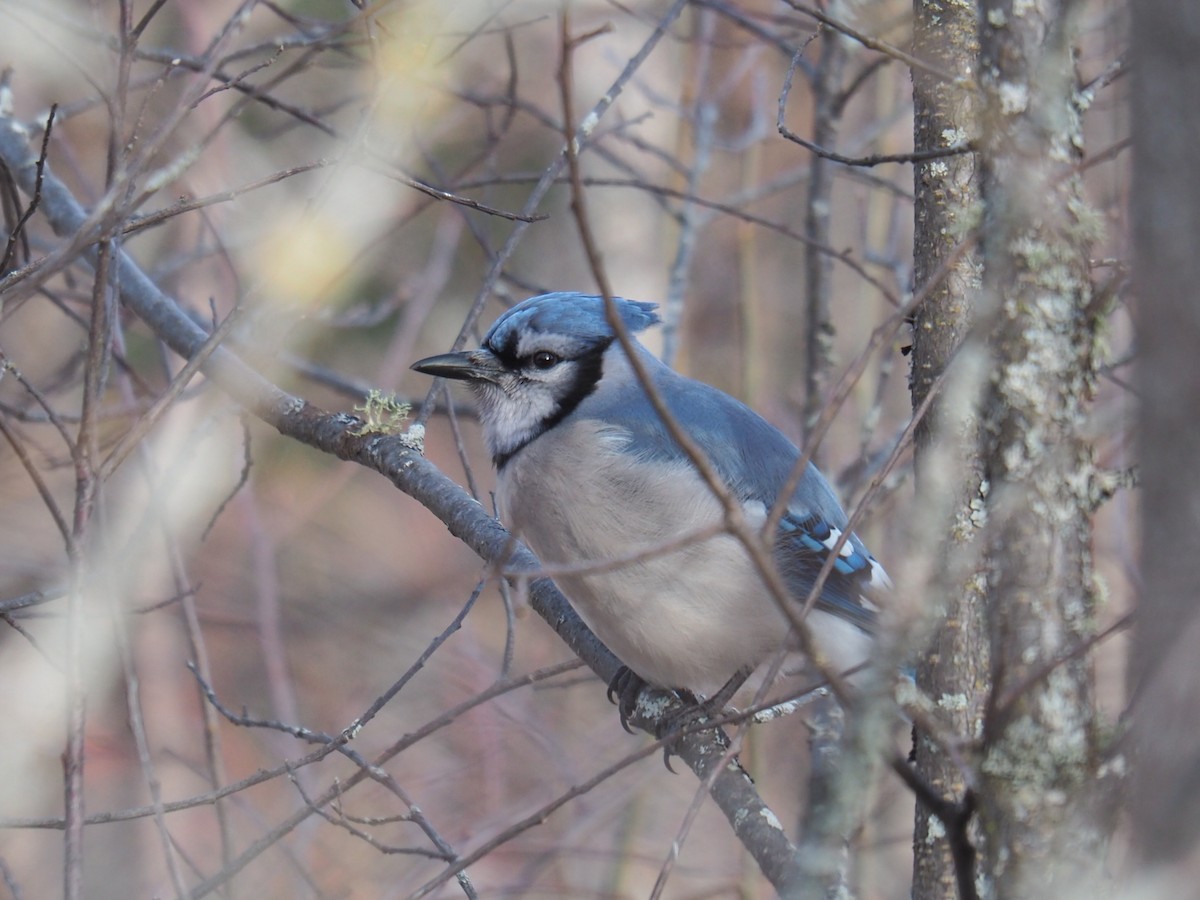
[652,691,718,771]
[606,665,647,734]
[606,666,721,770]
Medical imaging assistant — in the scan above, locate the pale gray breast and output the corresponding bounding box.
[497,418,721,566]
[496,418,799,692]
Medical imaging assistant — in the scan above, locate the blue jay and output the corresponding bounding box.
[413,292,887,730]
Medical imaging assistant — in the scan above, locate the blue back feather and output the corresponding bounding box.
[580,346,878,627]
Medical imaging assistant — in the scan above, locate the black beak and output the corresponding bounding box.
[411,349,502,383]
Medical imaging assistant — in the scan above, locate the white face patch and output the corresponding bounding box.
[470,354,594,463]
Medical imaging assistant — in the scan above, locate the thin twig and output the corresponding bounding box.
[781,0,960,84]
[0,416,72,547]
[0,102,54,273]
[409,739,667,899]
[414,0,692,428]
[780,42,971,167]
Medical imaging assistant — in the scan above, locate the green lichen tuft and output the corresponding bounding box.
[351,390,412,436]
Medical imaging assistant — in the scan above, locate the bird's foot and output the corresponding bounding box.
[606,666,720,770]
[654,693,725,771]
[606,665,652,734]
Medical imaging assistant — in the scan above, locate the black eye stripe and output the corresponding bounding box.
[485,332,566,372]
[488,331,522,368]
[491,336,613,470]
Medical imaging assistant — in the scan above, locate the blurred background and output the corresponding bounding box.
[0,0,1132,897]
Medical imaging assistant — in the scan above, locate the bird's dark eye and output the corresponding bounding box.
[530,351,560,370]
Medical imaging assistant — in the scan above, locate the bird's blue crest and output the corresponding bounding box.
[484,292,660,353]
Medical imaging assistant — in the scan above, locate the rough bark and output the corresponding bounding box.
[911,0,1108,894]
[909,1,988,897]
[974,0,1105,894]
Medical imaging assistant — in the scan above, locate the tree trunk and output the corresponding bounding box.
[910,1,987,897]
[974,0,1105,894]
[911,0,1108,895]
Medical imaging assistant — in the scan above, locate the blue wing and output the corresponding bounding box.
[775,512,885,631]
